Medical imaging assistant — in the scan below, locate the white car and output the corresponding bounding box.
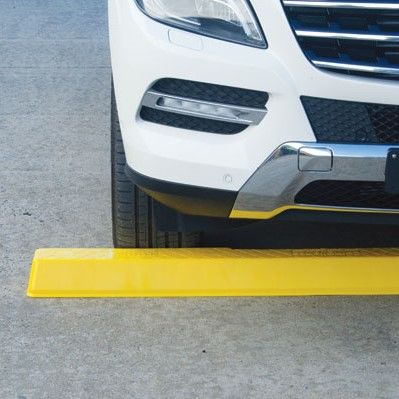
[109,0,399,248]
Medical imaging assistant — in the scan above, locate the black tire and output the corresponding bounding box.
[111,82,201,248]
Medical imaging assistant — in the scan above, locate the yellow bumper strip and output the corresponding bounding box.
[230,206,399,220]
[27,248,399,298]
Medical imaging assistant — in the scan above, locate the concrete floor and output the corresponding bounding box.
[1,1,399,398]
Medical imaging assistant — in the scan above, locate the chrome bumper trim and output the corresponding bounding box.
[141,90,267,125]
[231,142,399,219]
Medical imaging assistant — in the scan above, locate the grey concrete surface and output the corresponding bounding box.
[1,1,399,398]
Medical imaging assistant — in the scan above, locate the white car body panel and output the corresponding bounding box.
[109,0,399,192]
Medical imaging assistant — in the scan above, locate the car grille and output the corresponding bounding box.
[295,180,399,209]
[140,79,269,135]
[302,96,399,144]
[282,1,399,80]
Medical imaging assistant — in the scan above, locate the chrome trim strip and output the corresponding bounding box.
[141,90,267,125]
[283,1,399,10]
[312,60,399,76]
[232,142,399,217]
[296,29,399,42]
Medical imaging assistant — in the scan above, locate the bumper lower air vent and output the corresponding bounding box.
[140,79,268,134]
[295,180,399,210]
[302,96,399,144]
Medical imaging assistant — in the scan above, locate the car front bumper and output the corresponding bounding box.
[126,142,399,220]
[231,142,399,219]
[109,0,399,220]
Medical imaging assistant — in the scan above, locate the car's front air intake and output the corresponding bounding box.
[282,1,399,79]
[295,180,399,210]
[139,79,269,134]
[302,96,399,144]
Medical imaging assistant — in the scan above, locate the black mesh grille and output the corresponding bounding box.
[140,79,268,134]
[283,3,399,79]
[302,96,399,144]
[151,79,269,108]
[295,180,399,210]
[140,107,246,134]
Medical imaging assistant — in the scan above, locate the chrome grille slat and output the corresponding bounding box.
[283,1,399,10]
[313,60,399,76]
[295,29,399,42]
[282,0,399,79]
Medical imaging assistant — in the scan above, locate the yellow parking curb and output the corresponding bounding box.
[27,248,399,297]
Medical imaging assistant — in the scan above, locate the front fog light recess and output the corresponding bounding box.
[158,97,244,122]
[135,0,266,48]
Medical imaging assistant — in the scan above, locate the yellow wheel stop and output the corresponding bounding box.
[27,248,399,298]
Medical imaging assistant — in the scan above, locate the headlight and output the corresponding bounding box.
[135,0,267,48]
